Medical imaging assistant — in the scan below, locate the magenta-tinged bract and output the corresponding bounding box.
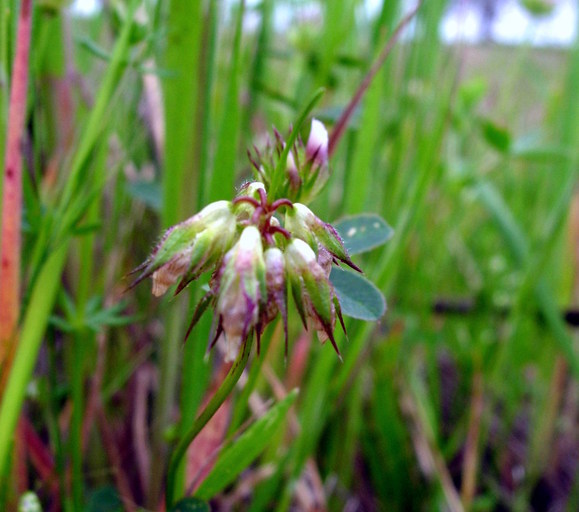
[216,226,266,360]
[260,247,288,353]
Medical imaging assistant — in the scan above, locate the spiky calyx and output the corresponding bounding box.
[130,120,359,359]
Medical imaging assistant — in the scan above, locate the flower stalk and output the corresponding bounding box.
[165,336,253,508]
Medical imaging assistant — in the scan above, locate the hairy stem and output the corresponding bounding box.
[0,0,32,387]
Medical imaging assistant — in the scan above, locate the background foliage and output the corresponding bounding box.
[1,0,578,510]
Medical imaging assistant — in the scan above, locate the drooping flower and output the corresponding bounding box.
[285,238,345,358]
[285,203,361,272]
[128,200,237,296]
[215,226,266,361]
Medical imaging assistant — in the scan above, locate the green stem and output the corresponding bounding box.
[197,0,218,206]
[57,0,139,223]
[69,334,85,509]
[69,166,99,510]
[165,337,253,508]
[0,0,137,490]
[175,295,212,494]
[148,304,184,507]
[0,244,68,480]
[208,0,245,202]
[148,0,204,502]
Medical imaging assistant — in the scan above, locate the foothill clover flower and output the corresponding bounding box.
[130,119,359,360]
[129,200,237,297]
[215,225,266,361]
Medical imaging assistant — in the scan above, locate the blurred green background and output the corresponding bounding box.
[1,0,578,510]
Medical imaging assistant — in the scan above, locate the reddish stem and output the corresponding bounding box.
[257,186,268,207]
[0,0,32,377]
[232,196,259,208]
[328,1,422,157]
[269,225,291,239]
[251,206,265,225]
[20,417,60,497]
[96,403,138,512]
[270,198,294,211]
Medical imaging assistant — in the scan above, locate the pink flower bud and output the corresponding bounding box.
[261,247,288,353]
[216,226,266,360]
[286,150,301,191]
[305,118,329,167]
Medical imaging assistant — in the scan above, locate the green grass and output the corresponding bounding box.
[0,1,578,510]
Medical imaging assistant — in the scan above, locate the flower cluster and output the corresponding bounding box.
[130,120,360,360]
[248,118,330,204]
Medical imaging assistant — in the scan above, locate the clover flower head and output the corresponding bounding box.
[247,119,331,203]
[130,118,357,361]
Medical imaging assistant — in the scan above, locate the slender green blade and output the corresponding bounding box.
[195,389,298,500]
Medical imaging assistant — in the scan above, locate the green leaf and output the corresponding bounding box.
[333,214,393,256]
[479,117,511,154]
[330,267,386,321]
[458,77,487,112]
[169,497,210,512]
[520,0,555,16]
[195,389,299,500]
[511,134,571,164]
[77,37,111,62]
[85,486,123,512]
[125,180,162,211]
